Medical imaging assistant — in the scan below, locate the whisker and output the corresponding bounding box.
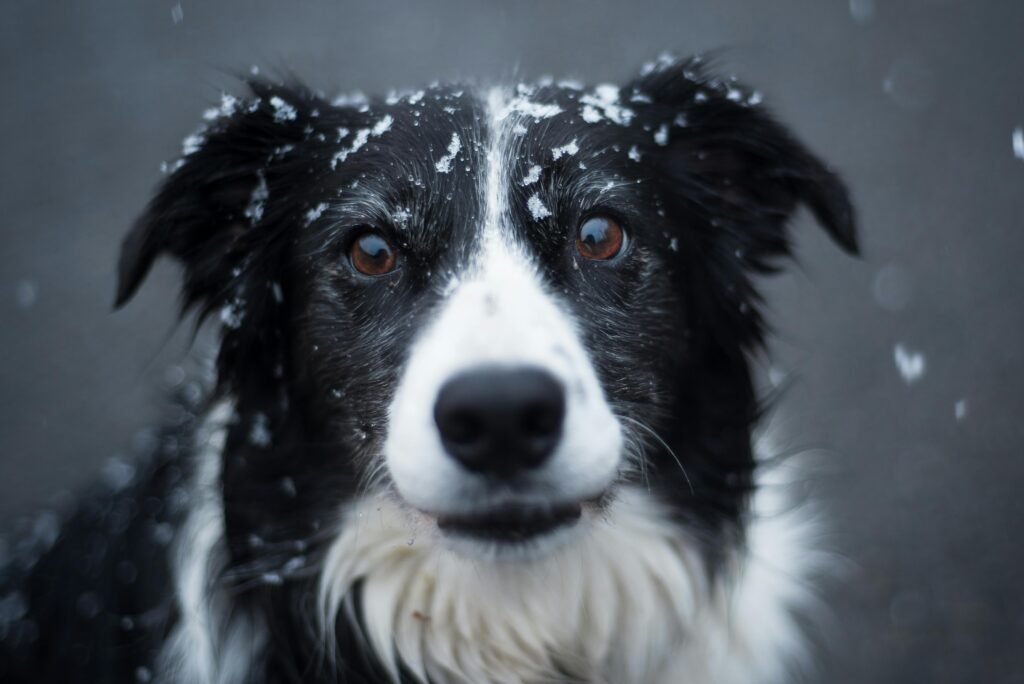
[619,415,694,495]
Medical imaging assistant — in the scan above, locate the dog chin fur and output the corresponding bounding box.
[160,403,824,684]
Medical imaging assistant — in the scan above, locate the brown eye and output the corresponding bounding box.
[576,216,625,260]
[349,231,398,276]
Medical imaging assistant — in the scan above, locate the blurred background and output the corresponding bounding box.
[1,0,1021,681]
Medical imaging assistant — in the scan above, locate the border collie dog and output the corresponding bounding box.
[0,55,856,683]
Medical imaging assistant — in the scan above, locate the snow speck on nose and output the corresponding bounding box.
[894,344,926,384]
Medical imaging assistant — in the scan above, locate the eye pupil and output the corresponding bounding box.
[576,216,625,260]
[350,231,398,276]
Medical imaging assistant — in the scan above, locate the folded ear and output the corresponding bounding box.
[114,80,325,314]
[629,57,858,271]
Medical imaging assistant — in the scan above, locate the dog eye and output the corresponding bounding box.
[576,216,625,261]
[349,230,398,276]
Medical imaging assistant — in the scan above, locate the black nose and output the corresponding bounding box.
[434,367,566,476]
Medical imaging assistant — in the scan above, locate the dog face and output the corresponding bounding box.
[117,58,855,570]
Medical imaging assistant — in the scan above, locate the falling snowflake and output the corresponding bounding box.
[893,344,926,384]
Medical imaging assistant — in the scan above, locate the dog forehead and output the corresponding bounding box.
[483,81,660,191]
[312,80,658,256]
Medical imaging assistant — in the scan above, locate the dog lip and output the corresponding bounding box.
[435,501,583,542]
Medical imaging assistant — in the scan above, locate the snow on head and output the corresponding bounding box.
[269,96,297,123]
[493,93,561,122]
[181,132,205,156]
[521,165,542,186]
[552,139,579,160]
[527,193,552,221]
[304,202,329,226]
[332,129,369,169]
[331,115,393,170]
[1013,125,1024,161]
[371,115,394,136]
[640,53,677,77]
[244,171,269,224]
[579,84,635,126]
[331,91,370,111]
[435,132,462,173]
[392,207,412,228]
[654,124,669,146]
[202,93,239,121]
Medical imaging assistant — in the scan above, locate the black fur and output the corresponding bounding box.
[0,56,855,683]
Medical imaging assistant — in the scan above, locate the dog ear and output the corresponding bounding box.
[629,57,858,271]
[114,80,324,314]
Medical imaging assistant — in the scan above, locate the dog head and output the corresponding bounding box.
[117,57,855,569]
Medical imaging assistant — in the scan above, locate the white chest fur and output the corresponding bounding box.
[319,479,820,684]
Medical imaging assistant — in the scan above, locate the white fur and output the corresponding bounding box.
[383,87,622,522]
[156,401,266,684]
[318,453,822,684]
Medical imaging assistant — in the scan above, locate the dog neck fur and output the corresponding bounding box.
[156,400,267,684]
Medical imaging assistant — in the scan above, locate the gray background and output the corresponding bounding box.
[1,1,1021,681]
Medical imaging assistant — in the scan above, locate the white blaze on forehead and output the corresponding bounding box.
[384,232,622,512]
[382,87,622,515]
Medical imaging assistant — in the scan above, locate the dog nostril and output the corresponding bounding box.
[439,410,483,445]
[434,367,566,476]
[521,399,563,437]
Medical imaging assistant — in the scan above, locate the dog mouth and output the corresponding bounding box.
[435,501,583,543]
